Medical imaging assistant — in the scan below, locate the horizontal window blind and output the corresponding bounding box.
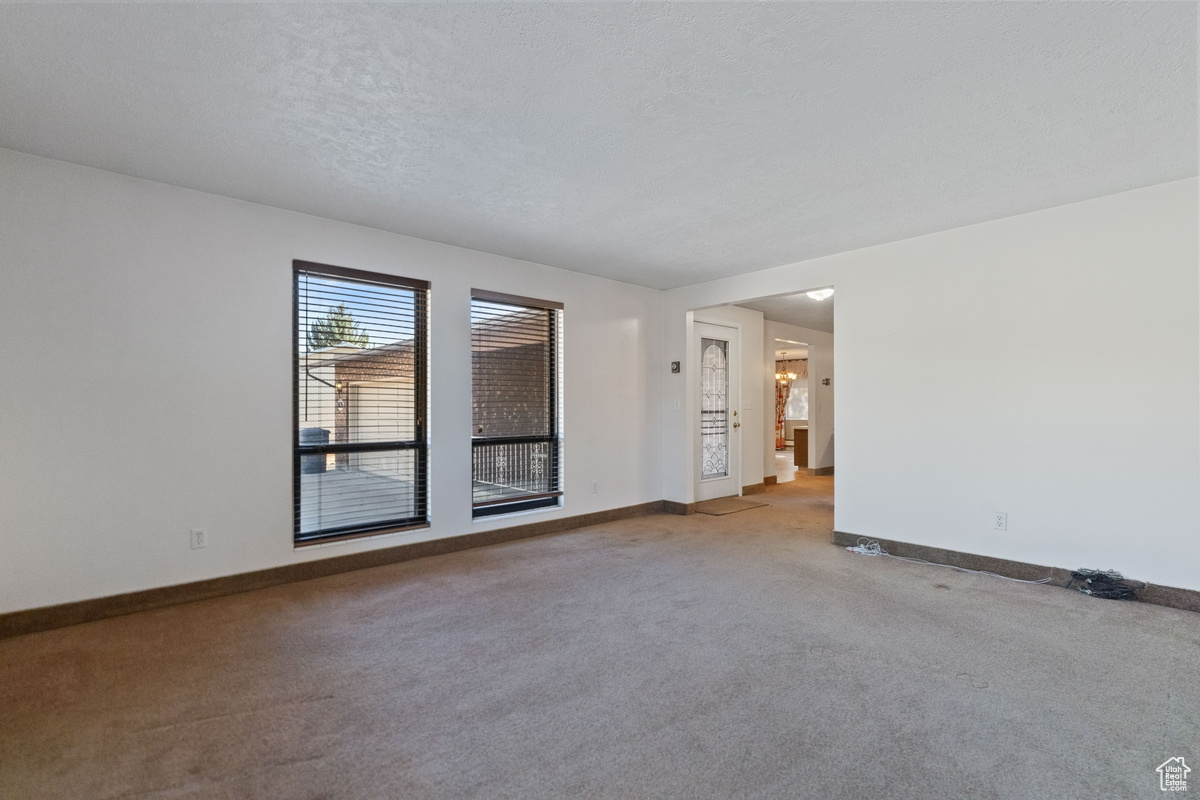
[294,261,429,543]
[471,291,563,518]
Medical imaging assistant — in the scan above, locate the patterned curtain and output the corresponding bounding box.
[775,378,790,449]
[774,359,808,450]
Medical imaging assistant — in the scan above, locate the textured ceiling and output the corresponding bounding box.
[739,293,835,334]
[0,3,1194,289]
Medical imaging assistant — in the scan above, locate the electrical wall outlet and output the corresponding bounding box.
[591,480,599,494]
[992,512,1007,531]
[190,528,208,549]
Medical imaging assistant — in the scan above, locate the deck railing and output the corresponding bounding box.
[471,436,560,510]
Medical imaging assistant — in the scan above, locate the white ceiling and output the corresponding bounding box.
[740,292,835,334]
[774,344,809,362]
[0,3,1194,290]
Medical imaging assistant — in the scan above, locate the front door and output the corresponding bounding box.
[695,321,740,501]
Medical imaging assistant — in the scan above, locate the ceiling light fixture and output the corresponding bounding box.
[806,288,834,301]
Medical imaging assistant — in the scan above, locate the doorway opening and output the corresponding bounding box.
[685,290,832,506]
[733,286,834,492]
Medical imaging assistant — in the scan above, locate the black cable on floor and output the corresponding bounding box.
[1067,568,1143,600]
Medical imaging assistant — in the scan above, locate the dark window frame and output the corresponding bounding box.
[293,260,430,545]
[471,289,563,519]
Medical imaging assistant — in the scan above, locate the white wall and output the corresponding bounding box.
[763,321,834,474]
[689,305,765,492]
[0,149,665,614]
[666,178,1200,591]
[5,147,1197,610]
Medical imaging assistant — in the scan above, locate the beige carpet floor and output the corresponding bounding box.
[2,474,1197,799]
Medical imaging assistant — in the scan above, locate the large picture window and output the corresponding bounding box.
[294,261,429,544]
[471,291,563,518]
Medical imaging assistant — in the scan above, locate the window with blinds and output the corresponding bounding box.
[294,261,429,544]
[471,291,563,518]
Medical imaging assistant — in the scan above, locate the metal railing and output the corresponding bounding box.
[471,436,560,508]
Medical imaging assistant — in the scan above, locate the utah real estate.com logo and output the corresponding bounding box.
[1158,757,1191,792]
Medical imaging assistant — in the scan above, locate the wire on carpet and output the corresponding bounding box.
[845,538,1053,585]
[1065,568,1144,600]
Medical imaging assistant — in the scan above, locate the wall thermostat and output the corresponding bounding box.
[670,361,680,373]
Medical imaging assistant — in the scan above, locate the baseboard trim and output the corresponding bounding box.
[0,500,666,639]
[808,466,834,476]
[764,476,778,486]
[831,530,1200,615]
[742,482,766,495]
[29,509,1193,639]
[662,500,696,515]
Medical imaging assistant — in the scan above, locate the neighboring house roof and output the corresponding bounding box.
[301,341,416,369]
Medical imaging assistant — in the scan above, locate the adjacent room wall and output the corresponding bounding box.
[0,148,665,614]
[665,178,1200,591]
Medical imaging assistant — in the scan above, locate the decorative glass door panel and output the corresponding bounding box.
[694,320,739,502]
[700,337,729,480]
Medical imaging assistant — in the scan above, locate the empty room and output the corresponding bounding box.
[1,4,1197,798]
